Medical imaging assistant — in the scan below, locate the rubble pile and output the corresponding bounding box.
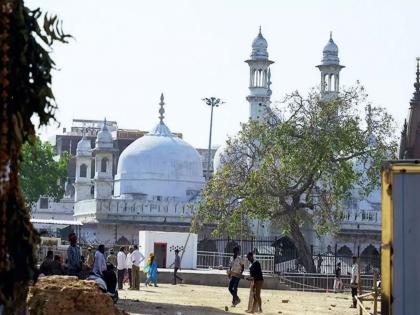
[27,276,128,315]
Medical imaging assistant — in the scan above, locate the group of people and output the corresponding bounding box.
[38,250,66,276]
[48,232,183,291]
[81,242,158,290]
[227,247,264,314]
[333,256,360,308]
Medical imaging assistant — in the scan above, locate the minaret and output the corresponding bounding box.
[74,132,93,201]
[400,57,420,158]
[93,118,115,199]
[316,32,345,99]
[245,27,274,120]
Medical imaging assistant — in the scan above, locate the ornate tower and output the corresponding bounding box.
[74,134,92,201]
[399,57,420,159]
[316,32,345,99]
[93,119,114,198]
[245,27,274,120]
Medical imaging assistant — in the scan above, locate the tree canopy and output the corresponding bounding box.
[195,85,397,272]
[20,136,68,208]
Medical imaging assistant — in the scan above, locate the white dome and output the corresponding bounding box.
[114,121,204,200]
[96,119,113,149]
[321,33,340,65]
[76,137,92,156]
[213,143,226,172]
[250,28,269,60]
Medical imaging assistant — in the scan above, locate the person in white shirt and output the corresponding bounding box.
[130,245,145,290]
[92,244,107,276]
[228,246,244,307]
[117,247,127,290]
[349,256,360,308]
[126,246,134,289]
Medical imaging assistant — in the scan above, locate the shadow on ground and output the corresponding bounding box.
[118,299,232,315]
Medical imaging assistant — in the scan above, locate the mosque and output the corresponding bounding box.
[70,93,205,244]
[32,29,384,260]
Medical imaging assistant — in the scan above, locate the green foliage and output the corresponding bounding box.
[0,1,69,312]
[195,85,397,271]
[20,136,68,208]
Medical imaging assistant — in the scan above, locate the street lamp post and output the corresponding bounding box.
[202,97,224,181]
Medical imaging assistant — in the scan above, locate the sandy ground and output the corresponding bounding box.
[117,283,377,315]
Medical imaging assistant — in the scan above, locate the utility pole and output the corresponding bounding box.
[202,97,224,181]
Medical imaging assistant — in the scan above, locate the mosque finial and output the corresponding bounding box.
[259,25,262,34]
[330,31,333,40]
[159,93,165,123]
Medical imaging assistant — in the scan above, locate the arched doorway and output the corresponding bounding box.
[360,244,380,271]
[337,245,353,257]
[272,236,297,262]
[116,236,130,245]
[197,239,217,252]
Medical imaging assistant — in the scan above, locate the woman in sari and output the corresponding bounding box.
[144,253,158,287]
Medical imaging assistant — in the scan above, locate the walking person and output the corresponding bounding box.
[131,245,145,290]
[126,246,134,289]
[67,232,82,277]
[334,262,343,293]
[349,256,360,308]
[117,247,127,290]
[245,252,264,314]
[144,253,158,287]
[227,246,244,307]
[171,249,183,285]
[92,244,107,276]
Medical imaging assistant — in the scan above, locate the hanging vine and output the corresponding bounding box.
[0,1,70,313]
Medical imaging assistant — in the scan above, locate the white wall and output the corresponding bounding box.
[139,231,197,269]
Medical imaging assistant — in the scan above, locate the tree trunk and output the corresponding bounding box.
[288,216,316,273]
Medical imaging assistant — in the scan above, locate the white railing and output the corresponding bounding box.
[196,251,274,274]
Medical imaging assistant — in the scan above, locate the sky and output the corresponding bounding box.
[28,0,420,149]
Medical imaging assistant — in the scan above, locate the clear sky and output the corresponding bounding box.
[28,0,420,149]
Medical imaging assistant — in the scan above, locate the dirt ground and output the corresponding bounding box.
[117,283,377,315]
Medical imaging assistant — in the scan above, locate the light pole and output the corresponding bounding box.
[202,97,224,181]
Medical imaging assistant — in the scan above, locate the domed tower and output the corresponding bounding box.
[114,94,205,200]
[317,32,345,98]
[245,27,274,121]
[93,118,115,199]
[75,134,92,201]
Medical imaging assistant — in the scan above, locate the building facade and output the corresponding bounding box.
[33,29,382,258]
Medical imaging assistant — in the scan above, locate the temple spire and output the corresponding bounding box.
[411,57,420,104]
[159,93,165,123]
[415,57,420,92]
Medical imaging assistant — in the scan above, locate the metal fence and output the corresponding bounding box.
[275,254,380,275]
[198,237,277,256]
[279,272,376,292]
[197,251,274,274]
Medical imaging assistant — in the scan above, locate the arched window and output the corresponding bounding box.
[337,245,353,257]
[101,157,108,172]
[80,164,87,178]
